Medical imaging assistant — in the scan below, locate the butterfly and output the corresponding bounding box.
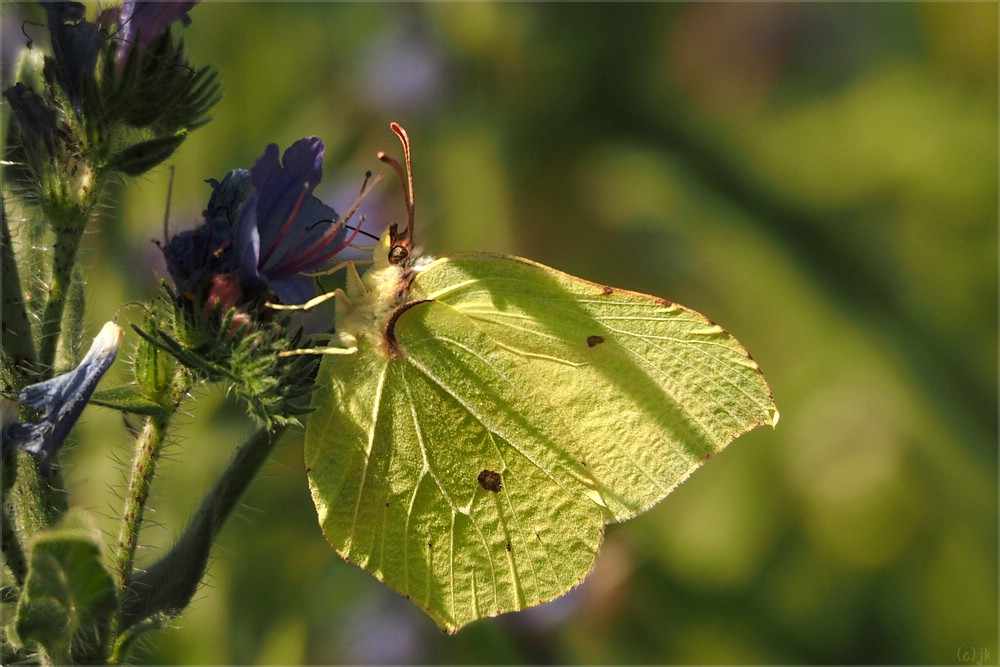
[301,123,778,632]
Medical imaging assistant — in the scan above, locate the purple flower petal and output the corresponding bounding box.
[119,0,198,53]
[2,322,123,471]
[163,170,251,300]
[41,1,103,117]
[268,274,319,307]
[165,139,347,309]
[237,138,345,303]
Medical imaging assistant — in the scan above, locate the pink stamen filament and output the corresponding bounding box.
[274,172,381,276]
[258,185,310,268]
[272,219,348,276]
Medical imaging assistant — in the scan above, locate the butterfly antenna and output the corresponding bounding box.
[377,122,415,264]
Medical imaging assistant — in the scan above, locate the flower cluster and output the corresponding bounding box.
[147,137,356,425]
[163,137,349,316]
[3,0,218,196]
[0,5,362,663]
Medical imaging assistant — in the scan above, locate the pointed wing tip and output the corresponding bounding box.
[437,620,462,635]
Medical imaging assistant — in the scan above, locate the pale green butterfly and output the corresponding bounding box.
[299,123,778,633]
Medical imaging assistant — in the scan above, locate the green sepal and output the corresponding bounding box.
[89,386,171,416]
[14,509,118,665]
[134,325,176,398]
[134,291,319,429]
[106,132,187,177]
[99,29,220,135]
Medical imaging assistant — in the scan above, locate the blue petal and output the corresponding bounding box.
[260,193,341,278]
[3,84,60,156]
[268,274,318,306]
[163,170,250,298]
[163,217,235,299]
[251,139,325,251]
[3,322,123,471]
[233,191,267,295]
[241,138,343,302]
[42,1,103,118]
[119,0,198,51]
[205,169,252,227]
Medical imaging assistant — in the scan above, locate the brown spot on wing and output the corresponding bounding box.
[477,469,502,493]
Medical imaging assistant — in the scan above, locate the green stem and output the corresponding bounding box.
[1,447,27,586]
[9,450,67,541]
[2,196,74,573]
[0,196,38,391]
[1,197,38,589]
[37,217,86,377]
[113,368,189,592]
[112,413,170,592]
[119,425,286,628]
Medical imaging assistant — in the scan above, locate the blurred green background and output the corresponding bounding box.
[7,2,998,663]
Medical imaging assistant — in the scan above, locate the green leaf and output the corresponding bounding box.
[305,234,778,632]
[15,509,118,664]
[90,386,170,416]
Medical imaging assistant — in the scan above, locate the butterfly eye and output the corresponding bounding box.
[388,244,409,264]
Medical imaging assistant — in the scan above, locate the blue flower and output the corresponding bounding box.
[114,0,199,61]
[2,322,123,472]
[41,1,103,118]
[3,83,60,157]
[162,138,349,311]
[234,137,346,305]
[162,169,248,302]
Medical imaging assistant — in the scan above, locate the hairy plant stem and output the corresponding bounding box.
[37,216,86,378]
[113,367,190,592]
[1,196,37,391]
[1,197,34,588]
[1,448,27,586]
[112,414,169,591]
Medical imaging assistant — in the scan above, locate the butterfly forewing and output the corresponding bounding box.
[406,254,777,520]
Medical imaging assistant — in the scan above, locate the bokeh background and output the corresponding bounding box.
[3,2,997,664]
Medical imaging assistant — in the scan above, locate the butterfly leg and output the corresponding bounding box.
[278,335,358,357]
[265,289,340,312]
[270,287,360,356]
[270,262,369,356]
[304,256,373,278]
